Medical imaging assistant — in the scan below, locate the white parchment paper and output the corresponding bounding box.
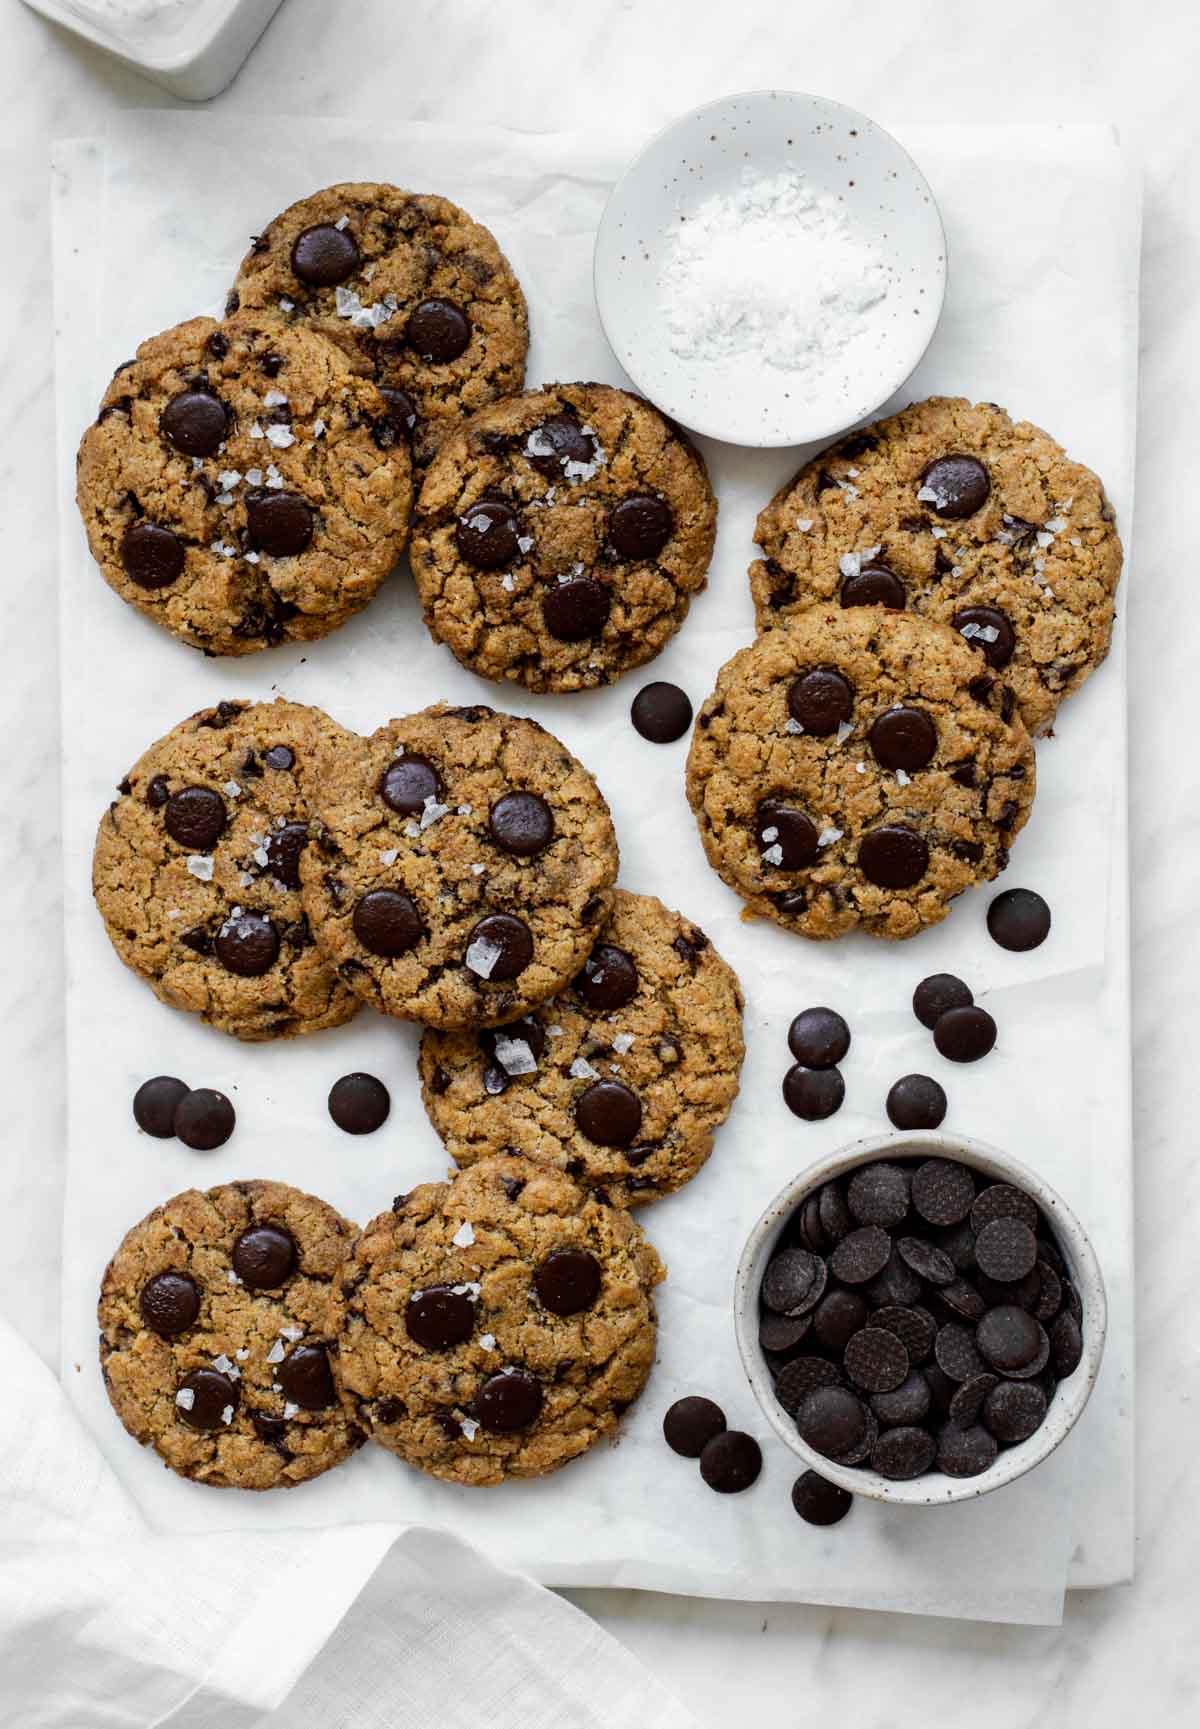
[53,114,1137,1624]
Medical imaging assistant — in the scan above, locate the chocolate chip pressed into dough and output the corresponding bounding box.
[334,1157,664,1486]
[418,889,745,1206]
[408,383,718,692]
[93,699,360,1041]
[98,1180,363,1490]
[76,313,413,655]
[299,703,619,1028]
[685,604,1036,940]
[749,396,1122,736]
[230,182,529,467]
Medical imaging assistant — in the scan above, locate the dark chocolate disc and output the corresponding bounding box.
[121,522,184,589]
[291,222,360,286]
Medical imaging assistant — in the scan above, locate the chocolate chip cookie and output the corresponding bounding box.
[686,605,1036,941]
[335,1157,664,1486]
[229,182,529,467]
[299,703,619,1028]
[77,313,412,655]
[99,1180,363,1490]
[408,384,718,692]
[418,890,745,1206]
[749,396,1122,735]
[93,699,360,1041]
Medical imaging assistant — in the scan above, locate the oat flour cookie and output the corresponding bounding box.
[335,1157,664,1486]
[99,1180,363,1490]
[686,605,1036,941]
[93,699,360,1041]
[749,396,1122,735]
[300,703,619,1028]
[76,313,412,655]
[230,182,529,466]
[409,384,718,692]
[418,890,745,1206]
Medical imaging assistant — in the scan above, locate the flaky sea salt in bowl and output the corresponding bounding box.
[594,91,946,447]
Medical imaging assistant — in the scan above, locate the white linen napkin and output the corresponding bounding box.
[0,1317,698,1728]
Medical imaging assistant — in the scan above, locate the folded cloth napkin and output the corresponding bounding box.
[0,1318,697,1728]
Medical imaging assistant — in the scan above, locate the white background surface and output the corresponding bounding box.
[2,0,1197,1719]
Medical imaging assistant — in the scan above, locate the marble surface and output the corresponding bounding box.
[0,0,1196,1720]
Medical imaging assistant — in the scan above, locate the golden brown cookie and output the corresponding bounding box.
[686,605,1036,941]
[749,396,1122,735]
[99,1180,363,1490]
[229,182,529,466]
[408,384,718,692]
[76,312,412,655]
[300,703,619,1028]
[335,1157,664,1486]
[418,890,745,1206]
[93,698,360,1041]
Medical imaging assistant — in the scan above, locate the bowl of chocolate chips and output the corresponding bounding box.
[734,1132,1106,1505]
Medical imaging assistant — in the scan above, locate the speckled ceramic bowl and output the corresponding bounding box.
[733,1131,1106,1506]
[594,90,946,447]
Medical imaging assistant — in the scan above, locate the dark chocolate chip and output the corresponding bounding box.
[872,1424,936,1480]
[164,785,227,850]
[919,454,991,518]
[575,942,639,1010]
[354,889,423,958]
[865,1249,923,1310]
[975,1305,1048,1374]
[608,493,673,559]
[783,1064,845,1121]
[699,1430,762,1493]
[791,1470,853,1524]
[818,1181,854,1244]
[847,1162,910,1229]
[406,1286,476,1350]
[896,1236,956,1286]
[328,1072,390,1135]
[773,1356,841,1413]
[982,1379,1048,1443]
[975,1217,1038,1284]
[542,575,611,641]
[787,1006,850,1068]
[160,389,228,457]
[948,1372,999,1425]
[277,1343,336,1411]
[796,1385,868,1459]
[526,414,597,478]
[844,1326,909,1393]
[173,1087,235,1150]
[869,706,937,772]
[886,1074,948,1130]
[874,1306,937,1364]
[139,1270,200,1336]
[291,222,360,286]
[870,1369,931,1428]
[987,887,1051,952]
[939,1278,987,1322]
[232,1223,296,1289]
[760,1311,813,1355]
[935,1421,998,1477]
[1048,1310,1083,1379]
[935,1322,986,1383]
[812,1289,869,1354]
[133,1075,190,1138]
[146,775,171,807]
[264,820,308,890]
[176,1368,239,1432]
[631,682,693,743]
[757,801,819,870]
[912,1158,976,1226]
[953,606,1015,670]
[466,912,533,981]
[829,1226,892,1286]
[456,499,520,568]
[474,1368,543,1432]
[378,385,419,440]
[407,298,471,362]
[933,1005,996,1063]
[264,743,295,771]
[971,1183,1039,1235]
[662,1395,726,1458]
[489,791,554,856]
[245,489,314,557]
[912,973,973,1029]
[575,1079,642,1147]
[380,754,441,816]
[215,911,279,977]
[858,823,928,889]
[787,668,854,736]
[534,1248,602,1316]
[762,1248,827,1317]
[840,564,906,608]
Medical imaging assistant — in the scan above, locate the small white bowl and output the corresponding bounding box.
[594,90,946,448]
[734,1131,1106,1506]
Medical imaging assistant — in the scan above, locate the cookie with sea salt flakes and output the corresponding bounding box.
[408,383,718,692]
[76,313,413,655]
[748,396,1122,735]
[98,1180,363,1490]
[299,703,619,1029]
[685,604,1036,941]
[229,182,529,467]
[417,889,745,1206]
[334,1156,664,1486]
[92,698,360,1042]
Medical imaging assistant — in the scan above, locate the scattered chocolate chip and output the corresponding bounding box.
[380,754,441,815]
[534,1248,602,1316]
[291,222,360,285]
[918,454,991,518]
[788,668,854,736]
[608,493,674,559]
[133,1075,190,1138]
[912,973,973,1029]
[663,1395,727,1458]
[474,1368,543,1432]
[489,790,554,856]
[139,1271,200,1336]
[542,575,611,641]
[456,499,521,568]
[869,707,937,772]
[575,1079,642,1147]
[787,1006,850,1068]
[328,1072,390,1135]
[173,1087,235,1150]
[887,1073,948,1130]
[232,1223,296,1289]
[791,1470,853,1524]
[987,887,1051,952]
[700,1430,762,1493]
[783,1064,845,1121]
[176,1367,238,1432]
[858,823,929,889]
[354,889,423,957]
[160,388,228,457]
[631,681,693,743]
[933,1005,996,1063]
[406,1286,476,1350]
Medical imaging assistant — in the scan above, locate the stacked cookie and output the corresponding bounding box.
[686,396,1123,941]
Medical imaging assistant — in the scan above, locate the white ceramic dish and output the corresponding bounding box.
[734,1131,1107,1507]
[594,90,946,448]
[21,0,283,101]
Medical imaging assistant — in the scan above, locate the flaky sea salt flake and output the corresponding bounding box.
[466,936,503,978]
[570,1057,601,1082]
[174,1388,195,1411]
[452,1221,476,1248]
[186,855,214,881]
[494,1036,537,1077]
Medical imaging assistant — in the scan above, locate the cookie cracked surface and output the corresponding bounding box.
[76,313,413,655]
[419,889,745,1206]
[409,384,718,692]
[749,396,1122,735]
[300,703,619,1028]
[93,698,360,1041]
[335,1157,664,1486]
[686,605,1036,941]
[230,182,529,467]
[98,1180,363,1490]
